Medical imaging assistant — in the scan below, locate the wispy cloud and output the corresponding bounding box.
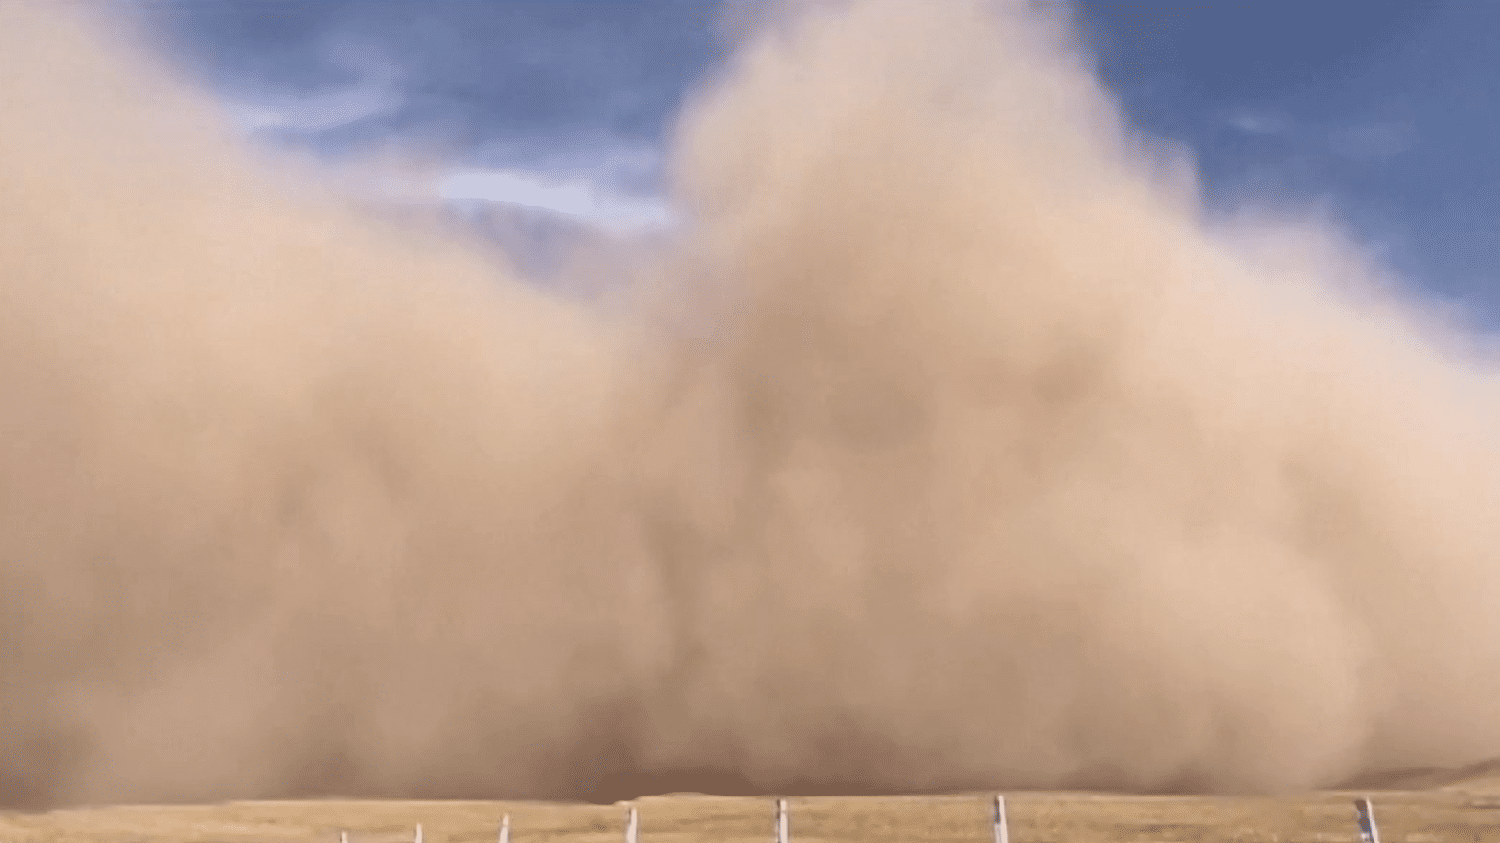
[227,86,403,135]
[437,168,673,234]
[1225,110,1290,136]
[224,37,405,136]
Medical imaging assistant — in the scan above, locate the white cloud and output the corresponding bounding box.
[1225,108,1416,163]
[1226,111,1289,136]
[224,37,405,135]
[227,86,403,134]
[436,168,674,234]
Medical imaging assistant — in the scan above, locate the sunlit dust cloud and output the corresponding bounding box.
[4,0,1500,810]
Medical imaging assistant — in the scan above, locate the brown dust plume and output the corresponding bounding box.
[4,0,1500,810]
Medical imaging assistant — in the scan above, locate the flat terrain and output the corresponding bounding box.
[6,782,1500,843]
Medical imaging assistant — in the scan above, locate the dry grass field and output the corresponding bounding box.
[7,778,1500,843]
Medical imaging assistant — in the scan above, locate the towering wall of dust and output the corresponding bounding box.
[4,0,1500,809]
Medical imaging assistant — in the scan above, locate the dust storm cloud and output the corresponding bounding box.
[4,0,1500,810]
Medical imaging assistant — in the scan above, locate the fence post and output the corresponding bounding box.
[624,805,639,843]
[774,798,789,843]
[499,814,510,843]
[414,824,424,843]
[1354,798,1380,843]
[993,795,1009,843]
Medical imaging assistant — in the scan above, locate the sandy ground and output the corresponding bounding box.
[6,782,1500,843]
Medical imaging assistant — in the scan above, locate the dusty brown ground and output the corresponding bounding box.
[6,779,1500,843]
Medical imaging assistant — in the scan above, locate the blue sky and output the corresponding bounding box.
[121,0,1499,329]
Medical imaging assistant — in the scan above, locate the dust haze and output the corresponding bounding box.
[4,0,1500,810]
